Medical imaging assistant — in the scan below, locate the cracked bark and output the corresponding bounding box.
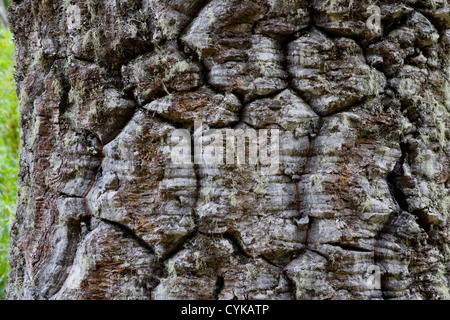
[7,0,450,300]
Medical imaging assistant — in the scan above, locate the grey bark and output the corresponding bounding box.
[6,0,450,300]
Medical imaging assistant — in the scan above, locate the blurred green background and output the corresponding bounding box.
[0,24,18,299]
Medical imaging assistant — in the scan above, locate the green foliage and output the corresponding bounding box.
[0,28,18,300]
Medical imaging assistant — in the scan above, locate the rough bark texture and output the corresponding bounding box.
[7,0,450,300]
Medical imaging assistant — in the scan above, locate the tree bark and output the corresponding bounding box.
[7,0,450,300]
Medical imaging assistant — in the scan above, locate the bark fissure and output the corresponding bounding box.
[325,243,372,253]
[213,276,225,300]
[97,217,156,255]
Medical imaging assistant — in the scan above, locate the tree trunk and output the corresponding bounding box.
[7,0,450,300]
